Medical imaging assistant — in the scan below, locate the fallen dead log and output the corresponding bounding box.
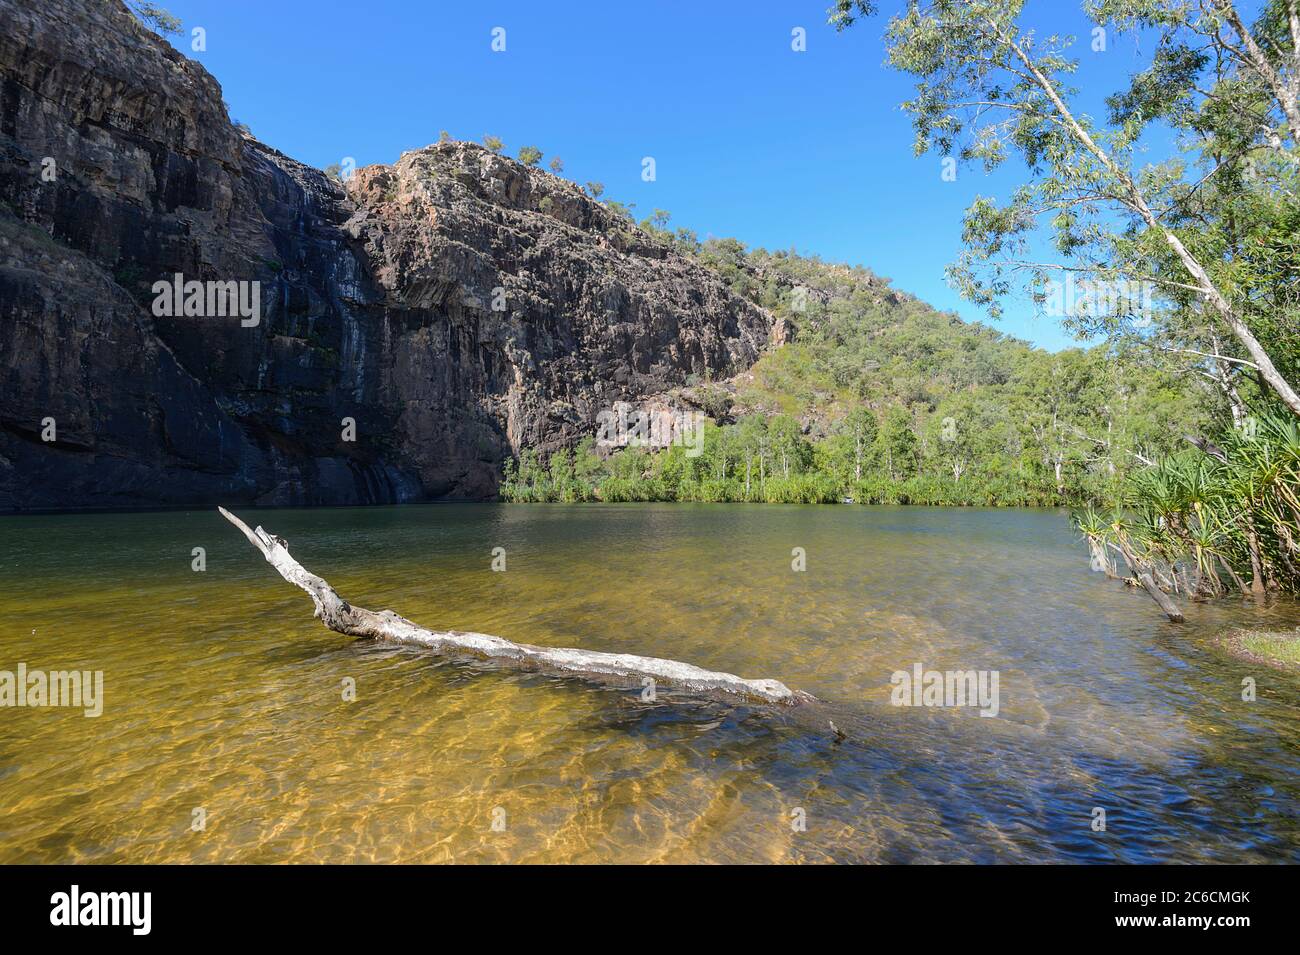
[1134,570,1186,623]
[1109,531,1186,623]
[219,507,809,706]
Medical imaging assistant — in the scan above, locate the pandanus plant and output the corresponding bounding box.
[1074,505,1118,578]
[1252,414,1300,583]
[1182,502,1230,597]
[1075,407,1300,618]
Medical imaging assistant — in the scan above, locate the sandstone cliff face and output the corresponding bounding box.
[0,0,779,510]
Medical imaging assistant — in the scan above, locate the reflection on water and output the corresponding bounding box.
[1,503,1298,863]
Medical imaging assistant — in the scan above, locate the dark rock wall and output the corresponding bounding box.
[0,0,779,510]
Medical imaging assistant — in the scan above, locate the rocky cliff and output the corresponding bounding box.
[0,0,781,510]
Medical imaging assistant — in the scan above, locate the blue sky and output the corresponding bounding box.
[157,0,1162,352]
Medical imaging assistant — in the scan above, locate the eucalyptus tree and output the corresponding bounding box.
[833,0,1300,417]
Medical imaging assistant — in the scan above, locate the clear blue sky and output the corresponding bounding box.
[157,0,1160,352]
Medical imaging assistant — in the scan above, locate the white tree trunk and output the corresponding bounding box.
[220,508,807,705]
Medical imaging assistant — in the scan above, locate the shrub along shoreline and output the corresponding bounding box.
[1074,411,1300,616]
[501,422,1094,509]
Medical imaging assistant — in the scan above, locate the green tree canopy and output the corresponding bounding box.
[128,2,182,35]
[835,0,1300,418]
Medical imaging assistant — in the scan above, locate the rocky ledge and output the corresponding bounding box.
[0,0,782,509]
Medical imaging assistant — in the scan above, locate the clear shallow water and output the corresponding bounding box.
[1,503,1298,863]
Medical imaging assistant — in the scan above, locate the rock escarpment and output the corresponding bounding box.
[0,0,780,510]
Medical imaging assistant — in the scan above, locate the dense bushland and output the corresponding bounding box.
[502,241,1200,508]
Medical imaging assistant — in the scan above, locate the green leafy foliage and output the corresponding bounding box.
[502,239,1202,507]
[1075,410,1300,596]
[844,0,1300,416]
[128,2,182,36]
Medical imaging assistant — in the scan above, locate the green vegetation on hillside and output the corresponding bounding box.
[502,239,1202,507]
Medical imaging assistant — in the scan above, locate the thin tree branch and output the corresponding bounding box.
[1157,346,1260,369]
